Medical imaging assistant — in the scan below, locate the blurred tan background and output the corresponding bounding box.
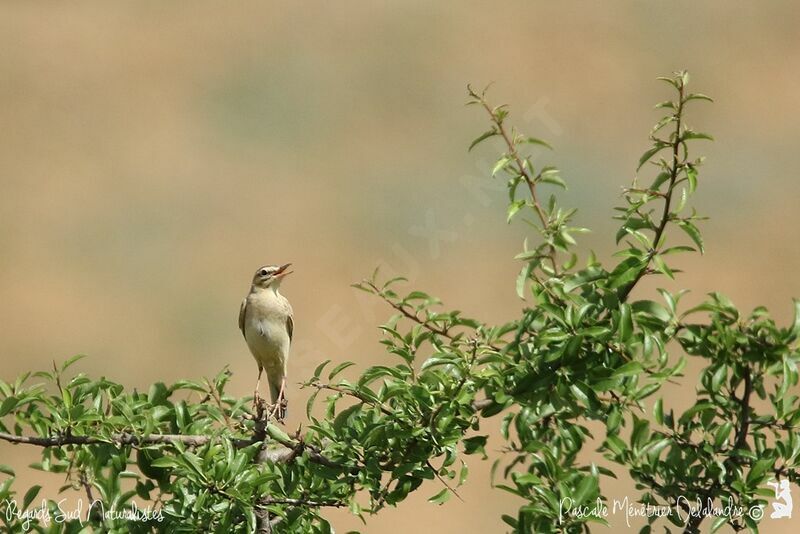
[1,1,799,532]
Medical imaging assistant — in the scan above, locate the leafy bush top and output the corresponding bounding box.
[1,72,798,534]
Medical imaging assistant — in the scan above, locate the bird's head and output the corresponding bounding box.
[252,263,293,289]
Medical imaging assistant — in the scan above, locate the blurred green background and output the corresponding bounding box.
[1,2,799,532]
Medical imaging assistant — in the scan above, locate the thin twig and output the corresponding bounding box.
[733,367,752,452]
[426,460,464,502]
[619,80,685,302]
[0,430,338,467]
[365,280,502,352]
[473,93,559,276]
[310,383,393,416]
[259,497,346,508]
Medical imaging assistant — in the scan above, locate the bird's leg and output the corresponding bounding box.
[268,377,288,422]
[253,366,263,410]
[278,377,288,414]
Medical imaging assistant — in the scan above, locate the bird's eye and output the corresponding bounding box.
[259,269,269,276]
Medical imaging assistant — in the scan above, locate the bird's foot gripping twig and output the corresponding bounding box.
[267,389,287,423]
[253,394,268,420]
[267,379,288,423]
[267,398,287,424]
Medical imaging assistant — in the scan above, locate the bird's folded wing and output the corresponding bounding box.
[286,313,294,341]
[238,298,248,339]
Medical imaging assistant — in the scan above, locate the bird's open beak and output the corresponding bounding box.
[275,263,293,278]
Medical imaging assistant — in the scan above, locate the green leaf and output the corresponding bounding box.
[631,299,671,322]
[492,155,512,176]
[675,186,688,213]
[606,409,622,435]
[605,434,628,456]
[182,452,208,482]
[570,383,591,407]
[710,515,728,533]
[682,131,714,141]
[521,136,552,150]
[652,255,674,279]
[713,422,733,448]
[501,515,517,528]
[463,436,488,457]
[651,115,676,135]
[328,361,356,380]
[637,144,668,171]
[266,424,291,443]
[23,485,41,509]
[458,461,469,486]
[420,354,458,370]
[686,166,698,194]
[657,76,680,89]
[634,383,660,401]
[516,262,533,299]
[651,171,671,191]
[630,417,650,450]
[313,360,331,379]
[678,220,704,254]
[618,304,633,342]
[175,400,189,429]
[612,361,643,378]
[539,167,566,189]
[507,199,526,223]
[305,387,320,419]
[171,379,206,392]
[150,457,179,468]
[564,268,605,293]
[645,438,670,460]
[468,129,498,151]
[679,401,715,423]
[572,475,598,505]
[428,488,451,505]
[0,397,18,417]
[582,326,611,338]
[747,458,773,485]
[61,386,72,408]
[62,354,88,372]
[661,245,695,255]
[148,382,169,405]
[685,93,714,104]
[654,398,664,425]
[790,298,800,341]
[710,364,727,393]
[609,259,645,290]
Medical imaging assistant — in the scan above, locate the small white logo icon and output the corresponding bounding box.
[767,479,793,519]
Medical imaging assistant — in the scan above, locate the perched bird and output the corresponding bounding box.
[239,263,294,419]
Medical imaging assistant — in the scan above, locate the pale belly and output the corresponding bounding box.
[244,317,290,374]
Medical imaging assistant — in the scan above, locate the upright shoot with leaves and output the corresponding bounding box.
[467,84,587,297]
[614,71,712,302]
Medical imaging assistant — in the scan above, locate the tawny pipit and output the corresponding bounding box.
[239,263,294,419]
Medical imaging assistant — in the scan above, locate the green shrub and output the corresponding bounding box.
[1,71,797,533]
